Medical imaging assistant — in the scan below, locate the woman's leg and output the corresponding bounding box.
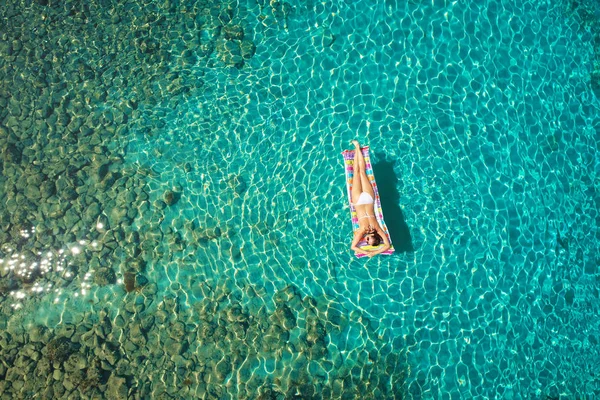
[351,141,363,204]
[353,141,375,199]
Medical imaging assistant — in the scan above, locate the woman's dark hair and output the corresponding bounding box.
[367,231,383,246]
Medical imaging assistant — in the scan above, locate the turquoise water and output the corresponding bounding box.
[0,0,599,398]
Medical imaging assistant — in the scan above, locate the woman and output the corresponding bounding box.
[349,140,391,257]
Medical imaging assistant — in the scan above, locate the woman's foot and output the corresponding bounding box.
[352,140,360,149]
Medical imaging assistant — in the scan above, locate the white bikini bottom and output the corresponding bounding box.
[353,192,374,206]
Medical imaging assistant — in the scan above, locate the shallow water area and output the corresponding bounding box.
[0,0,599,398]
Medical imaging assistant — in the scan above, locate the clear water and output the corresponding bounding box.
[0,0,599,398]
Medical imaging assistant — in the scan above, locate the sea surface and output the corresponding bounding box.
[0,0,599,398]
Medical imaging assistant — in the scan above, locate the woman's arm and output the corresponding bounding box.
[377,225,390,247]
[350,230,367,254]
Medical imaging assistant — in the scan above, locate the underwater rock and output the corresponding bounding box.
[216,38,244,68]
[45,337,74,363]
[99,343,120,366]
[55,323,76,340]
[94,267,116,286]
[164,338,184,356]
[257,386,286,400]
[24,184,41,201]
[163,190,181,206]
[222,24,244,40]
[124,294,146,313]
[52,380,64,398]
[8,97,21,117]
[79,125,94,137]
[4,366,20,384]
[322,29,336,47]
[64,352,87,372]
[270,304,296,330]
[168,231,185,249]
[34,102,52,119]
[21,344,41,361]
[197,322,216,343]
[126,230,141,245]
[198,40,216,57]
[204,226,222,239]
[67,116,84,133]
[114,315,126,329]
[309,339,328,359]
[25,169,45,188]
[212,325,228,343]
[141,315,155,332]
[0,40,10,57]
[62,207,81,229]
[227,174,247,194]
[84,202,102,222]
[214,357,232,381]
[274,285,302,305]
[169,321,186,340]
[11,39,22,53]
[39,180,56,198]
[123,272,136,292]
[153,199,167,210]
[41,384,54,399]
[3,143,22,164]
[64,371,84,391]
[138,38,160,54]
[34,356,52,376]
[100,171,120,190]
[129,322,147,346]
[106,374,128,399]
[303,296,317,309]
[306,319,327,349]
[271,1,294,20]
[140,282,157,299]
[28,325,50,344]
[181,49,198,66]
[11,379,24,392]
[323,307,346,332]
[0,276,18,296]
[240,40,256,59]
[226,303,247,323]
[124,259,147,274]
[262,324,289,352]
[218,7,234,25]
[195,225,222,243]
[81,358,103,390]
[135,274,148,287]
[229,321,248,340]
[155,309,169,324]
[57,177,77,199]
[95,162,110,182]
[80,329,100,349]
